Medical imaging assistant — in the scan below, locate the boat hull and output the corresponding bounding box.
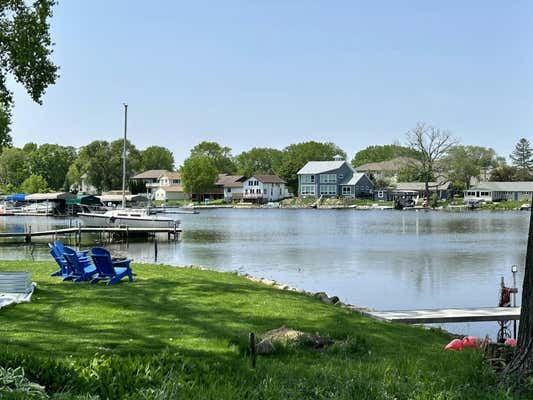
[78,213,179,229]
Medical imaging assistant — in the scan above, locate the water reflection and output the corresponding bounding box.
[0,209,528,338]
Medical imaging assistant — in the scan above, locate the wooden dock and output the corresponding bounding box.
[0,226,181,243]
[363,307,521,324]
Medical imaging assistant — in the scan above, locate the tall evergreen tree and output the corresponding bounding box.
[510,138,533,174]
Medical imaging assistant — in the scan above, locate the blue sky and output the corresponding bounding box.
[9,0,532,165]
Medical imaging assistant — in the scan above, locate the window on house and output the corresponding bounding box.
[320,174,337,183]
[339,174,344,180]
[320,185,337,195]
[342,186,351,195]
[378,190,384,198]
[301,175,315,184]
[301,185,316,195]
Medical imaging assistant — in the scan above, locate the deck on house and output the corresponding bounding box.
[363,307,521,324]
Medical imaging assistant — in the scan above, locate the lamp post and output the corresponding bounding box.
[512,265,518,339]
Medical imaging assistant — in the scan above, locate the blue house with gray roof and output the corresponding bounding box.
[297,156,374,198]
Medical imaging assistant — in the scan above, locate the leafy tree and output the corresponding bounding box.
[510,138,533,176]
[190,141,235,174]
[75,140,110,192]
[181,156,217,197]
[445,145,499,190]
[0,0,59,145]
[65,163,81,191]
[351,144,419,168]
[0,147,29,189]
[490,165,519,182]
[277,141,346,194]
[406,122,456,200]
[27,144,76,190]
[235,147,283,177]
[142,145,174,171]
[0,105,11,151]
[20,174,49,193]
[22,142,38,153]
[76,139,142,192]
[108,138,142,189]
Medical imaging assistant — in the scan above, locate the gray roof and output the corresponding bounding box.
[297,161,350,175]
[341,173,367,186]
[254,175,286,184]
[469,181,533,192]
[132,170,168,180]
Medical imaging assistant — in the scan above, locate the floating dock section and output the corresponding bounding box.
[363,307,521,324]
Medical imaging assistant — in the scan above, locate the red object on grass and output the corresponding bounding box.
[444,339,463,351]
[504,338,517,347]
[462,336,478,348]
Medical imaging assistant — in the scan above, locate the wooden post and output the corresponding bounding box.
[154,238,158,262]
[249,332,256,368]
[173,222,177,241]
[25,225,32,244]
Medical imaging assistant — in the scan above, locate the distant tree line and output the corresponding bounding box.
[0,127,531,197]
[0,141,175,194]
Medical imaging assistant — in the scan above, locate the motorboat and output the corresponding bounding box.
[78,208,179,228]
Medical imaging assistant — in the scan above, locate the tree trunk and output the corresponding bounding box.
[506,196,533,375]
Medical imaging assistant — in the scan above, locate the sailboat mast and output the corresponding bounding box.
[122,103,128,209]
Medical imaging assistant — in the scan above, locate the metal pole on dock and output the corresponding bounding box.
[154,238,158,262]
[121,103,128,210]
[512,265,518,339]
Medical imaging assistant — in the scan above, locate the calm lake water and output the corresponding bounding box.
[0,209,528,338]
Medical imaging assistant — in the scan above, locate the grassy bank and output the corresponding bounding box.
[0,261,528,399]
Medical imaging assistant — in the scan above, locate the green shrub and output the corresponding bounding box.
[0,366,47,399]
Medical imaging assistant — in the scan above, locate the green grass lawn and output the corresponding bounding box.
[0,261,528,399]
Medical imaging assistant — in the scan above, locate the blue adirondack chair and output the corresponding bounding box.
[49,241,90,279]
[90,247,134,285]
[63,246,98,282]
[49,243,73,279]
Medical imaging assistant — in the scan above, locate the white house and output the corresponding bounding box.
[218,175,247,202]
[242,175,289,202]
[154,185,188,201]
[464,182,533,203]
[158,171,182,187]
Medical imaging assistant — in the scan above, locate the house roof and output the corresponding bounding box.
[469,181,533,192]
[341,173,367,186]
[355,157,420,173]
[253,175,286,184]
[161,171,181,180]
[297,161,349,175]
[157,185,184,193]
[216,174,246,187]
[132,170,168,180]
[395,182,451,191]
